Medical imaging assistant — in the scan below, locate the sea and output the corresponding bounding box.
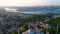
[20,9,60,14]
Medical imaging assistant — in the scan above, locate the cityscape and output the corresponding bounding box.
[0,0,60,34]
[0,6,60,34]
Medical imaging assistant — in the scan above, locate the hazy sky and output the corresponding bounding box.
[0,0,60,6]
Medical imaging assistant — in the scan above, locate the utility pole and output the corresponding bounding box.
[18,28,20,34]
[16,21,20,34]
[46,30,49,34]
[57,25,58,34]
[0,18,3,34]
[17,16,20,34]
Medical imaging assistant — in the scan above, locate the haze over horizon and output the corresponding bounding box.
[0,0,60,7]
